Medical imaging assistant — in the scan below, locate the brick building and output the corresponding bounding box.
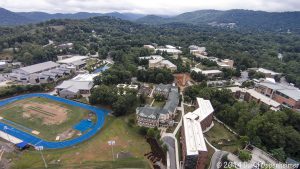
[228,87,281,111]
[181,98,214,169]
[182,113,208,169]
[255,81,300,109]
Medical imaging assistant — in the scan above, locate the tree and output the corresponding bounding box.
[238,150,252,162]
[138,127,148,136]
[112,96,129,116]
[190,71,206,82]
[239,136,250,148]
[155,73,165,84]
[147,128,156,138]
[270,148,286,162]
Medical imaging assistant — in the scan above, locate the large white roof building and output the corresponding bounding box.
[16,61,60,75]
[183,114,207,156]
[57,56,88,65]
[56,73,97,98]
[183,98,214,156]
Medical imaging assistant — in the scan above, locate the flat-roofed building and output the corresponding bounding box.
[143,45,155,50]
[148,57,177,71]
[255,68,281,78]
[228,86,281,111]
[182,113,208,169]
[191,67,222,79]
[57,55,88,70]
[12,61,60,76]
[189,45,207,56]
[139,55,164,60]
[217,59,234,69]
[156,46,182,55]
[56,73,97,98]
[255,81,300,109]
[9,61,61,84]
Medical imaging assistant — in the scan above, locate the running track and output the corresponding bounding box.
[0,93,108,149]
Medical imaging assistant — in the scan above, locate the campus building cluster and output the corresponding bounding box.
[136,84,180,127]
[8,61,71,84]
[139,55,177,72]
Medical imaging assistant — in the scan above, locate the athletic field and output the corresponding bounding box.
[0,97,91,140]
[0,94,107,149]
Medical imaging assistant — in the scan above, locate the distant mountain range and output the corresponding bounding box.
[0,7,145,25]
[137,9,300,32]
[0,7,299,32]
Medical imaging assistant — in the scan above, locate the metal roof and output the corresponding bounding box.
[20,61,59,74]
[259,81,300,101]
[57,56,88,64]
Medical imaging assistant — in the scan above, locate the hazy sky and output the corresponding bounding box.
[0,0,299,15]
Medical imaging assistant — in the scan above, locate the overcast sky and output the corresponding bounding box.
[0,0,299,15]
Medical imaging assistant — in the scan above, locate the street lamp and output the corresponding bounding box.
[108,140,116,161]
[35,146,47,168]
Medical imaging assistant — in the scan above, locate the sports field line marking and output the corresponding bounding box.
[34,140,43,146]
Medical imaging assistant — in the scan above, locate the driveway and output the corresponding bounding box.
[210,151,227,169]
[162,136,177,169]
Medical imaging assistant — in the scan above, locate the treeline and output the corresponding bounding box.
[137,68,174,84]
[0,84,53,99]
[89,85,137,116]
[0,17,300,87]
[184,85,300,161]
[94,65,133,85]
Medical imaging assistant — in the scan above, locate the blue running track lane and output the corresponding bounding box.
[0,93,108,149]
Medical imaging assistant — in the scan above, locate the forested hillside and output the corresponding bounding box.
[0,16,299,86]
[0,7,145,25]
[137,9,300,33]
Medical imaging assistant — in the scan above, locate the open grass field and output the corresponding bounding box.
[0,97,91,141]
[6,115,151,169]
[205,121,241,153]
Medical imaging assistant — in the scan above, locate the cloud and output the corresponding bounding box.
[0,0,299,15]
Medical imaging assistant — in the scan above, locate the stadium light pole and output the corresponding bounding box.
[108,140,115,161]
[36,146,47,168]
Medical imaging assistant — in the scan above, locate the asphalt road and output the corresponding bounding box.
[162,136,176,169]
[210,151,227,169]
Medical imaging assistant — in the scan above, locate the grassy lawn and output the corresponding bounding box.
[0,50,13,60]
[204,121,241,154]
[196,63,219,70]
[183,105,196,114]
[145,97,154,105]
[7,115,151,169]
[74,97,89,104]
[152,100,166,108]
[0,97,90,140]
[175,129,182,162]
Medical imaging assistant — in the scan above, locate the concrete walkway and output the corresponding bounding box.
[161,92,185,169]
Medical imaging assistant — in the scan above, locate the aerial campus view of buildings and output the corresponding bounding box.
[0,42,299,169]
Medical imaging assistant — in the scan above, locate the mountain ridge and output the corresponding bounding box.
[0,7,145,25]
[136,9,300,32]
